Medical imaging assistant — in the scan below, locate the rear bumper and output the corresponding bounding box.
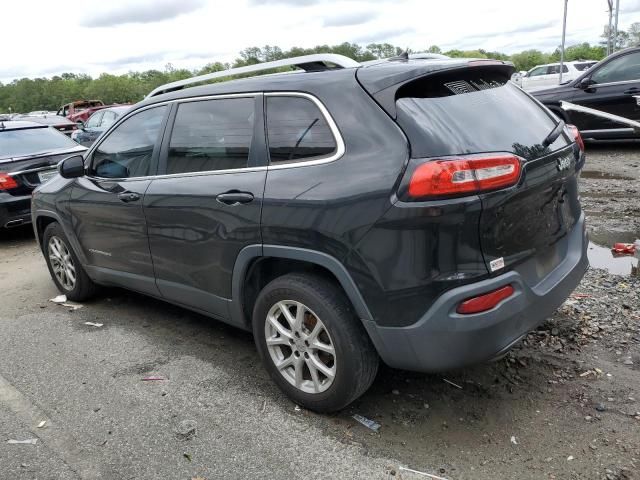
[0,194,32,228]
[363,213,588,372]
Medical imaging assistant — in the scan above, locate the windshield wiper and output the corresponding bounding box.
[542,119,565,148]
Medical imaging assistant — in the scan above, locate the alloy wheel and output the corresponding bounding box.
[265,300,336,394]
[48,236,76,291]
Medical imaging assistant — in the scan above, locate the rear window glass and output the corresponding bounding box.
[395,69,567,160]
[0,127,78,160]
[266,96,337,165]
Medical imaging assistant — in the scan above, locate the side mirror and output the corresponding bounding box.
[58,155,85,179]
[577,77,594,89]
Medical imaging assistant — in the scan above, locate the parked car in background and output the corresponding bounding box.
[57,100,105,124]
[17,114,78,136]
[513,61,597,91]
[71,106,130,146]
[28,110,57,116]
[32,53,587,411]
[0,120,85,229]
[534,47,640,139]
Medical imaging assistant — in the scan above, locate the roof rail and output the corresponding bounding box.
[146,53,360,98]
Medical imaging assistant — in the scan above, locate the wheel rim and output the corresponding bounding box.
[47,236,76,291]
[265,300,336,394]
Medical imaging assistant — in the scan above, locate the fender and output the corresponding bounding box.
[229,244,374,327]
[32,209,90,267]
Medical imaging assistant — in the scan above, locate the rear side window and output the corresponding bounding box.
[395,68,567,160]
[166,98,254,174]
[90,106,166,178]
[266,96,337,165]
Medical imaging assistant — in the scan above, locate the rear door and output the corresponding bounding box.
[571,50,640,130]
[69,105,168,295]
[144,95,267,322]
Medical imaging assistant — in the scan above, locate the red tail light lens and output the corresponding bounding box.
[456,285,515,314]
[0,173,18,191]
[408,155,521,199]
[566,124,584,152]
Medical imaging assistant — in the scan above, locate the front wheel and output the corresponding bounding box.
[253,273,378,412]
[43,222,97,302]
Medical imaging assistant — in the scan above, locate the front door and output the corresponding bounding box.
[69,105,169,295]
[143,95,266,322]
[572,51,640,131]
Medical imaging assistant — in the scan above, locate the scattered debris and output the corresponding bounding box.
[183,453,192,462]
[398,466,450,480]
[260,399,267,413]
[391,389,400,395]
[37,420,46,428]
[175,420,197,440]
[49,295,67,303]
[84,322,103,327]
[442,378,462,389]
[141,376,166,381]
[353,414,381,432]
[510,435,518,445]
[294,405,301,412]
[62,302,82,310]
[567,455,574,461]
[611,242,636,255]
[7,439,38,445]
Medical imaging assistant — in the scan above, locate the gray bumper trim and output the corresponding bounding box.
[363,214,588,372]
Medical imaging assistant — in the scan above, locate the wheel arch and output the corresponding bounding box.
[230,245,373,328]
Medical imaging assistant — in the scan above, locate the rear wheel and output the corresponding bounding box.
[253,273,378,412]
[43,222,97,302]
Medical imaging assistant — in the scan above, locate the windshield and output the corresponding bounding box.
[0,127,78,159]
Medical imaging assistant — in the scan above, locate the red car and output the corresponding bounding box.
[57,100,105,124]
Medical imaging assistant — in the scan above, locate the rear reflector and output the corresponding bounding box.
[408,155,521,199]
[567,124,584,152]
[457,285,515,314]
[0,173,18,191]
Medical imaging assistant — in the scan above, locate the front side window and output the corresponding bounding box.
[85,111,103,128]
[266,96,337,165]
[591,52,640,83]
[89,106,166,179]
[100,111,117,127]
[528,67,546,77]
[166,98,254,175]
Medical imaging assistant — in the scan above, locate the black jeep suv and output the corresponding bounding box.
[32,54,588,412]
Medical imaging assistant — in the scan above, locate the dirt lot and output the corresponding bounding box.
[0,144,638,480]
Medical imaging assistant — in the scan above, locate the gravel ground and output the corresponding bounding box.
[0,143,638,480]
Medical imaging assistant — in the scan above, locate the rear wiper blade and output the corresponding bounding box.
[542,119,565,148]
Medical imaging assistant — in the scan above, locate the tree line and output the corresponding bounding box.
[2,22,639,113]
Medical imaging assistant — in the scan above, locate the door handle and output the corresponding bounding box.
[216,191,254,205]
[117,192,140,203]
[623,87,640,94]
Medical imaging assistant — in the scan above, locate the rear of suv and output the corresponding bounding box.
[31,54,588,412]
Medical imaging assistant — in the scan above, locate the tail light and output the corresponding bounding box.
[567,124,584,152]
[407,155,522,199]
[457,285,514,314]
[0,173,18,191]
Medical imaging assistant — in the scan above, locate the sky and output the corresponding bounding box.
[4,0,640,83]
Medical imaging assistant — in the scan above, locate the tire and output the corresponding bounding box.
[252,273,379,412]
[43,222,97,302]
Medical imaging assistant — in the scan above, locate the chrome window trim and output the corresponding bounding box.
[585,79,640,88]
[8,165,58,176]
[85,91,345,182]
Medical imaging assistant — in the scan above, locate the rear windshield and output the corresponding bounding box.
[395,69,568,160]
[0,127,78,160]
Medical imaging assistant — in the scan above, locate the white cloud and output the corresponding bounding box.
[3,0,640,83]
